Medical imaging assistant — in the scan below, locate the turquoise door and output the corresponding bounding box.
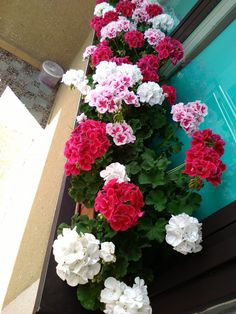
[169,20,236,219]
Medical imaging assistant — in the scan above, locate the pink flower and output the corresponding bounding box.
[155,37,184,65]
[171,101,208,135]
[144,28,165,47]
[110,56,131,65]
[106,122,136,146]
[91,41,113,67]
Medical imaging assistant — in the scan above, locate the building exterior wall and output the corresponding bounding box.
[0,0,95,69]
[2,28,94,310]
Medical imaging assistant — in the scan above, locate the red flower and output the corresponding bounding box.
[94,179,144,231]
[64,120,110,176]
[110,56,132,65]
[155,37,184,65]
[91,16,105,38]
[116,0,135,17]
[146,4,163,18]
[103,10,119,25]
[124,30,144,49]
[141,69,159,82]
[96,0,108,3]
[183,129,226,187]
[91,41,113,67]
[191,129,225,157]
[162,85,176,105]
[137,54,159,82]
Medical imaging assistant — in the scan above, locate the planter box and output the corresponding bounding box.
[33,173,236,313]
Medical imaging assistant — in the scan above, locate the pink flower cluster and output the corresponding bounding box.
[124,30,144,49]
[137,54,159,82]
[94,179,144,231]
[64,119,110,176]
[106,122,136,146]
[171,101,208,135]
[86,74,139,113]
[155,36,184,65]
[91,41,113,67]
[144,28,165,47]
[184,129,226,186]
[100,17,131,40]
[132,0,163,23]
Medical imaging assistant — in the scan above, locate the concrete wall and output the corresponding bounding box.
[0,0,95,69]
[2,14,95,312]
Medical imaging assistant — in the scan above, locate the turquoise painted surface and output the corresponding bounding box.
[169,20,236,219]
[161,0,198,29]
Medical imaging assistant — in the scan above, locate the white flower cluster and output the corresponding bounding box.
[62,69,91,95]
[100,277,152,314]
[148,14,174,32]
[137,82,165,106]
[100,162,130,184]
[93,61,143,85]
[94,2,115,17]
[53,228,116,286]
[165,213,203,255]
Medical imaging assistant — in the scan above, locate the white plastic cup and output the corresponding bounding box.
[38,60,64,88]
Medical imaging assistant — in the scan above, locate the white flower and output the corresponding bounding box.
[100,242,116,263]
[76,113,87,124]
[137,82,165,106]
[148,14,174,32]
[101,277,152,314]
[101,277,126,304]
[100,162,130,184]
[92,61,118,84]
[94,2,115,17]
[117,64,143,85]
[62,69,90,95]
[165,213,203,255]
[53,228,101,286]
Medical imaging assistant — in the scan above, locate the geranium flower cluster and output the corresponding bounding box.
[184,129,226,186]
[53,228,116,286]
[94,178,144,231]
[106,122,136,146]
[144,28,165,47]
[132,0,163,24]
[100,277,152,314]
[137,81,165,106]
[64,119,110,176]
[101,17,133,40]
[100,162,130,184]
[85,73,139,113]
[61,69,91,95]
[155,36,184,65]
[171,101,208,135]
[165,213,202,255]
[137,54,159,82]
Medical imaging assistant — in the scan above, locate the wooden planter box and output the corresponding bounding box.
[33,173,236,314]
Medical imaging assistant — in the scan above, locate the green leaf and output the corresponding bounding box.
[112,255,129,278]
[141,148,156,163]
[77,282,101,311]
[145,190,167,212]
[141,159,155,171]
[129,119,142,132]
[146,219,167,242]
[57,223,70,235]
[167,192,202,215]
[127,161,141,175]
[156,157,171,171]
[138,168,165,188]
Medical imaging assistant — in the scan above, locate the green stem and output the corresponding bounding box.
[167,163,185,175]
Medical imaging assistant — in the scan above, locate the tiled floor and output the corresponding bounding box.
[0,48,58,127]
